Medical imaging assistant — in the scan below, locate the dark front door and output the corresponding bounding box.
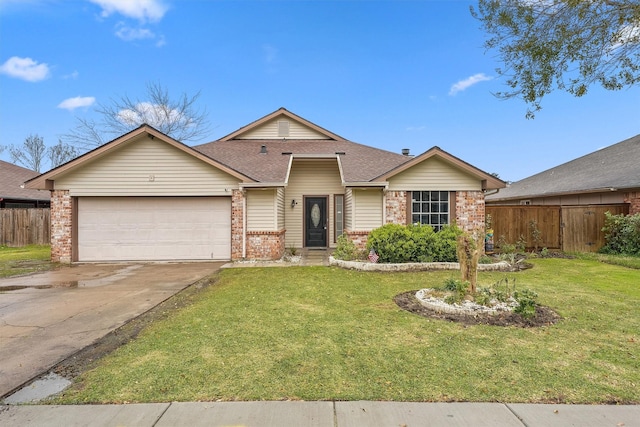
[305,197,327,247]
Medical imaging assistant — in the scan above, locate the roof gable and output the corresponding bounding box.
[25,125,254,190]
[374,146,505,190]
[219,108,347,141]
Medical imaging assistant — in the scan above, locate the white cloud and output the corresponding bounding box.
[0,56,50,82]
[62,70,79,80]
[117,102,190,128]
[89,0,168,23]
[57,96,96,111]
[115,22,156,41]
[449,73,493,96]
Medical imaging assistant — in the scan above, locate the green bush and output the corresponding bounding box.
[366,223,462,263]
[600,212,640,256]
[333,234,362,261]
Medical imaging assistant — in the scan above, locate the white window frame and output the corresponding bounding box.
[411,191,450,230]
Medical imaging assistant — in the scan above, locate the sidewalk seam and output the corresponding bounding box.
[504,403,529,427]
[333,401,338,427]
[152,402,172,426]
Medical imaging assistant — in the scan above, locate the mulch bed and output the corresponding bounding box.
[394,290,562,328]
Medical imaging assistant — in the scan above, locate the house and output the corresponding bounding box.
[25,108,505,263]
[486,133,640,213]
[0,160,50,208]
[485,134,640,252]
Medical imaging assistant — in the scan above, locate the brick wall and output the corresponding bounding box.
[50,190,72,263]
[231,190,244,260]
[624,191,640,215]
[344,230,370,250]
[385,190,407,224]
[246,230,286,260]
[455,191,485,234]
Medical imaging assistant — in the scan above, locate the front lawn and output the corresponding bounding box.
[0,245,52,278]
[53,258,639,404]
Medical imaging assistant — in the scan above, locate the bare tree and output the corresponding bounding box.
[63,82,211,151]
[48,139,79,168]
[10,134,46,172]
[472,0,640,117]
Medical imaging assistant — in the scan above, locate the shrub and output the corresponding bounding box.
[333,234,361,261]
[366,223,462,263]
[513,289,538,318]
[600,212,640,256]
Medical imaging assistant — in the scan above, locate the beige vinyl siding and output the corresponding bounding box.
[246,189,277,231]
[55,136,240,196]
[387,157,481,191]
[276,187,285,230]
[352,189,383,230]
[285,159,343,248]
[240,118,331,140]
[345,188,353,231]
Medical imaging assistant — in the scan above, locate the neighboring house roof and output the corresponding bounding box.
[487,134,640,202]
[0,160,50,201]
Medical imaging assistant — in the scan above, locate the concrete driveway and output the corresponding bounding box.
[0,262,222,398]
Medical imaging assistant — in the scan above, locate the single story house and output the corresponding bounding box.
[486,134,640,213]
[25,108,505,263]
[0,160,50,208]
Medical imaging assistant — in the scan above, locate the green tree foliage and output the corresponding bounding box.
[472,1,640,118]
[600,211,640,256]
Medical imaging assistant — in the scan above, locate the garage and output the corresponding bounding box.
[77,197,231,261]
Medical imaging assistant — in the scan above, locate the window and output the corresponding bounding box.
[411,191,449,230]
[334,194,344,242]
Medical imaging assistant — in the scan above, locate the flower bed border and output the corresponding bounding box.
[329,257,511,272]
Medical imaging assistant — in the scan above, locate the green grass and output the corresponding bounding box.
[572,252,640,269]
[0,245,52,278]
[52,258,640,404]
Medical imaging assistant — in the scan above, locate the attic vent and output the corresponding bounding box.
[278,120,290,137]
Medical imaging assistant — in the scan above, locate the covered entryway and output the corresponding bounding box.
[77,197,231,261]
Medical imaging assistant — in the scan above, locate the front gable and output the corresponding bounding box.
[25,125,252,194]
[387,156,481,191]
[219,108,346,141]
[377,146,505,191]
[55,134,242,196]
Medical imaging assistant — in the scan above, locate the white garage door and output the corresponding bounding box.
[78,197,231,261]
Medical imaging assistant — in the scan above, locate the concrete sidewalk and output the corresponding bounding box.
[1,401,638,427]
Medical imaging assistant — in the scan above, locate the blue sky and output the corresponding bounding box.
[1,0,638,181]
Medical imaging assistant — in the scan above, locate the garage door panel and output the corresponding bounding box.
[78,197,231,261]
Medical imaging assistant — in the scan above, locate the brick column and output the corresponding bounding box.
[624,191,640,215]
[385,190,407,224]
[50,190,72,263]
[231,189,245,260]
[455,191,485,234]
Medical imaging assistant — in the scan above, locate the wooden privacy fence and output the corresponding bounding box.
[486,204,629,253]
[0,208,50,246]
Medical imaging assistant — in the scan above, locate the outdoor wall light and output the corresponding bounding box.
[291,199,297,208]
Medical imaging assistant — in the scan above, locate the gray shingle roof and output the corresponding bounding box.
[194,139,411,183]
[487,134,640,201]
[0,160,50,201]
